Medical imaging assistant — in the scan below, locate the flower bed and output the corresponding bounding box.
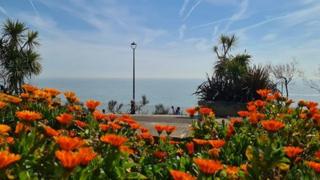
[0,85,320,179]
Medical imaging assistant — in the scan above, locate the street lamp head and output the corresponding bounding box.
[130,42,137,49]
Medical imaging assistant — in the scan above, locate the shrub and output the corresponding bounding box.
[0,84,319,179]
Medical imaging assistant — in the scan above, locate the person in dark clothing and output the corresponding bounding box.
[130,100,136,114]
[175,107,181,115]
[102,109,106,114]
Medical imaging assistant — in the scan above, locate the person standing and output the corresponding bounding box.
[175,107,181,115]
[171,106,175,115]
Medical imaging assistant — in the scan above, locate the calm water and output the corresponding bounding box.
[29,78,320,113]
[30,78,202,113]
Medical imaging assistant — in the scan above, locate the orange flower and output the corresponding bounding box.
[55,150,81,169]
[64,91,80,103]
[154,124,166,134]
[306,161,320,173]
[67,105,82,112]
[186,108,197,117]
[165,125,176,135]
[284,146,303,158]
[193,158,223,175]
[55,136,85,151]
[153,151,167,159]
[33,90,50,100]
[16,110,42,122]
[69,130,77,137]
[106,114,118,121]
[15,122,26,134]
[109,122,122,130]
[0,93,22,104]
[199,107,213,115]
[255,100,266,107]
[140,127,149,133]
[2,137,14,144]
[0,150,21,169]
[208,139,225,148]
[43,125,60,137]
[119,145,134,154]
[118,115,136,124]
[74,120,87,128]
[170,140,180,145]
[169,170,196,180]
[185,142,194,155]
[85,99,101,111]
[238,111,249,117]
[22,84,38,93]
[226,166,239,177]
[78,147,97,165]
[159,135,167,142]
[248,112,265,124]
[260,120,285,132]
[43,88,60,97]
[0,101,6,109]
[100,134,128,147]
[93,110,106,121]
[266,94,276,101]
[247,104,257,112]
[129,123,140,130]
[230,118,242,125]
[299,113,308,120]
[99,124,110,131]
[56,113,73,125]
[193,138,208,145]
[257,89,271,98]
[226,123,235,139]
[0,124,11,135]
[313,113,320,125]
[307,101,318,109]
[139,132,154,142]
[315,151,320,159]
[20,93,29,99]
[208,148,220,158]
[240,164,248,174]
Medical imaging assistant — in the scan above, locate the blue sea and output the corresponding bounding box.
[29,78,320,113]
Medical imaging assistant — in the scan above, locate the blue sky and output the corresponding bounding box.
[0,0,319,79]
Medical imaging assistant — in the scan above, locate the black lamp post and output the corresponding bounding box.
[130,42,137,114]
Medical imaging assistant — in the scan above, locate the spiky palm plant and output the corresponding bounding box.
[0,19,41,94]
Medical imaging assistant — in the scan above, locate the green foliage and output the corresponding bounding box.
[153,104,169,114]
[195,34,276,103]
[0,19,41,94]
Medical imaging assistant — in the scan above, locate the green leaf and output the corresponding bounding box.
[126,172,148,179]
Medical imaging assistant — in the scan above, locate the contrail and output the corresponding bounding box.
[179,0,190,17]
[27,0,40,16]
[0,6,8,17]
[183,0,202,21]
[0,0,8,17]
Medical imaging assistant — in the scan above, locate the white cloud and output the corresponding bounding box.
[262,33,277,41]
[142,28,167,45]
[179,24,187,39]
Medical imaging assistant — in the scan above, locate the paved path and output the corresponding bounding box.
[132,115,226,138]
